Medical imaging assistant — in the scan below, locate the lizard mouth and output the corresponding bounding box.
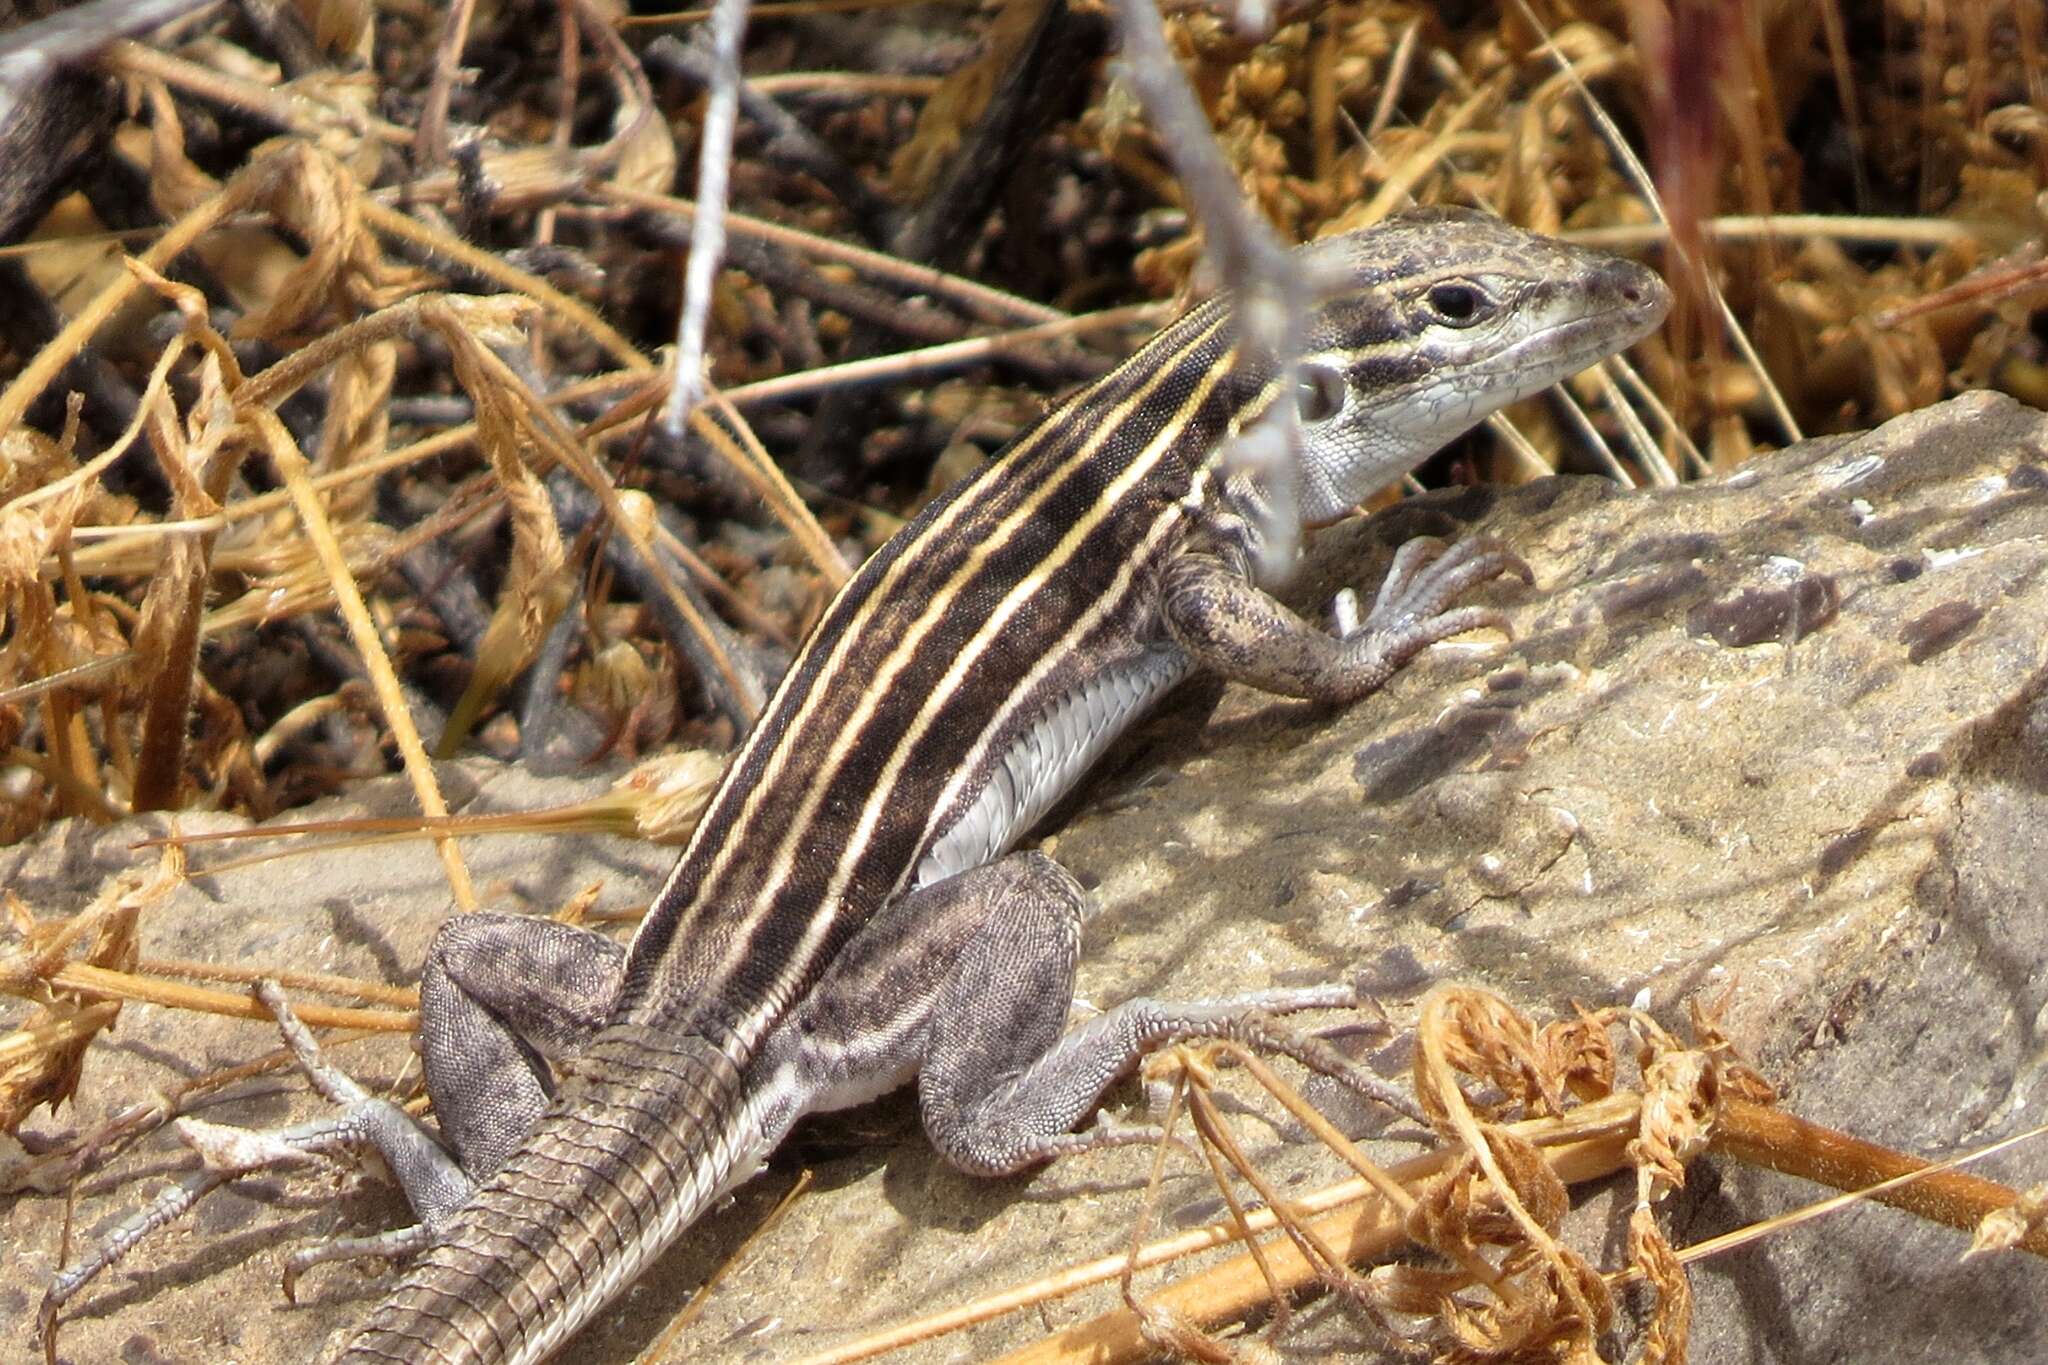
[1488,292,1668,384]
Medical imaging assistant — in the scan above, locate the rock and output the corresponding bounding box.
[6,391,2046,1362]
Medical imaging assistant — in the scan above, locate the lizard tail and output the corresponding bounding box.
[329,1027,749,1365]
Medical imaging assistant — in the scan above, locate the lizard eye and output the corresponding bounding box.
[1295,363,1347,423]
[1425,282,1488,326]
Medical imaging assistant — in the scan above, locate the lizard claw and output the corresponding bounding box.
[1336,533,1531,674]
[283,1223,435,1304]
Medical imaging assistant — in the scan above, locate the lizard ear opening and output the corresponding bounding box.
[1295,362,1347,423]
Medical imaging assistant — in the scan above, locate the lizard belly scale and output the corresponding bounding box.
[914,643,1193,888]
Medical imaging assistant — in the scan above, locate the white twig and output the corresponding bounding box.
[1108,0,1342,580]
[663,0,752,435]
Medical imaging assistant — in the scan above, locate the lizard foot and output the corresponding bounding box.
[1335,533,1532,672]
[38,984,459,1357]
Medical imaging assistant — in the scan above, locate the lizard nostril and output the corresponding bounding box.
[1620,283,1644,304]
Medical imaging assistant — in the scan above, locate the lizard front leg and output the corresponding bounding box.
[1161,535,1531,703]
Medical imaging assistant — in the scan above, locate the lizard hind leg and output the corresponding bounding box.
[416,910,626,1181]
[777,849,1381,1180]
[40,914,629,1348]
[38,979,463,1350]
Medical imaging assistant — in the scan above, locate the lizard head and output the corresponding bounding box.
[1287,206,1670,522]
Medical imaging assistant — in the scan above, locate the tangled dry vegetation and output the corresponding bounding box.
[4,0,2048,1360]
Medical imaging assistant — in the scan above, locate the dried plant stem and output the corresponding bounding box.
[623,0,924,25]
[3,365,725,720]
[0,152,291,434]
[1183,1085,1293,1322]
[197,370,647,535]
[1872,254,2048,326]
[596,184,1064,325]
[994,1105,1637,1365]
[533,0,580,249]
[697,394,852,586]
[746,72,940,97]
[136,958,417,1007]
[1365,17,1422,140]
[718,302,1166,407]
[255,409,478,912]
[413,0,479,167]
[584,370,850,588]
[99,39,414,145]
[0,1004,122,1075]
[1222,1044,1420,1223]
[791,1095,1641,1365]
[640,1169,816,1359]
[237,293,446,411]
[1513,0,1802,443]
[361,200,650,369]
[1710,1099,2048,1258]
[29,963,413,1032]
[1565,214,1978,251]
[443,322,763,726]
[664,0,751,432]
[1361,77,1503,223]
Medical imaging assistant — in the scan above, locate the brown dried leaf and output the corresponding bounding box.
[0,1002,122,1138]
[0,431,92,606]
[432,309,571,749]
[1408,1153,1522,1256]
[1629,1205,1692,1365]
[1484,1127,1569,1234]
[1415,984,1565,1132]
[1537,1002,1619,1101]
[1367,1262,1473,1317]
[1438,1243,1611,1365]
[1687,992,1777,1106]
[612,97,679,198]
[314,338,396,521]
[297,0,374,57]
[1630,1046,1716,1204]
[234,145,419,342]
[137,77,224,220]
[0,847,182,1129]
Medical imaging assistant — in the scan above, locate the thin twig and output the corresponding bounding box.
[595,184,1066,325]
[663,0,752,434]
[254,407,479,912]
[361,200,650,371]
[25,963,415,1031]
[792,1095,1641,1365]
[1512,0,1802,443]
[644,35,895,240]
[717,302,1166,407]
[1563,213,1978,251]
[413,0,479,168]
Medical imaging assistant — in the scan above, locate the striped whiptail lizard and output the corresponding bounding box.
[41,206,1668,1363]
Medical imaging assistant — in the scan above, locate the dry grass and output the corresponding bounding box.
[3,0,2042,855]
